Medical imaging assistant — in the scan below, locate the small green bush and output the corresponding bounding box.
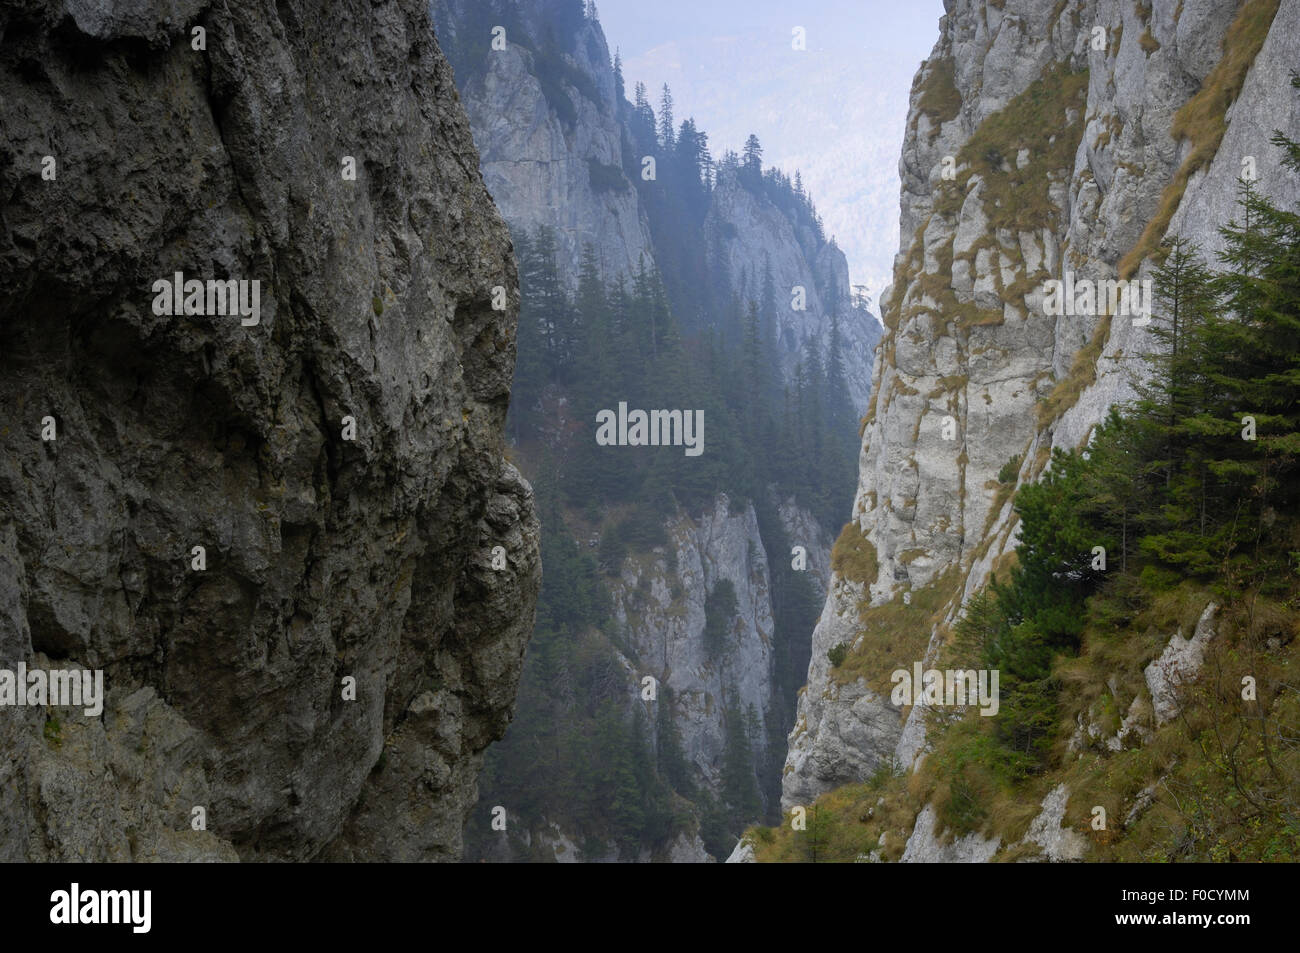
[997,454,1022,484]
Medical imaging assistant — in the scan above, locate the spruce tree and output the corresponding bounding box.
[658,84,675,149]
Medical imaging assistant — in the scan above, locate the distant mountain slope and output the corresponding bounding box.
[432,0,881,860]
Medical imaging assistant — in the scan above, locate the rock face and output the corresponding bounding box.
[1019,784,1088,862]
[705,173,883,411]
[784,0,1300,845]
[0,0,539,861]
[1145,602,1218,726]
[609,496,775,794]
[901,804,1001,863]
[782,569,903,811]
[434,0,656,291]
[725,839,756,863]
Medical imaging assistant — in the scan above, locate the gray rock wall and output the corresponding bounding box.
[785,0,1300,827]
[0,0,539,862]
[435,0,657,289]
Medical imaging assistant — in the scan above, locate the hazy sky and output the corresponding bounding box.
[597,0,941,60]
[594,0,946,303]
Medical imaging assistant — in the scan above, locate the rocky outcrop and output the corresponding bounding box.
[1019,784,1088,862]
[901,804,1001,863]
[1145,602,1218,726]
[610,495,775,796]
[782,571,903,812]
[0,0,539,861]
[434,0,881,411]
[724,838,756,863]
[433,0,656,290]
[706,173,883,410]
[785,0,1300,838]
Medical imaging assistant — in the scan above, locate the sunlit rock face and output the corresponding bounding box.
[784,0,1300,829]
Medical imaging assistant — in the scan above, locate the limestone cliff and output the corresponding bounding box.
[606,495,835,805]
[706,171,882,411]
[433,0,656,291]
[783,0,1300,852]
[0,0,539,861]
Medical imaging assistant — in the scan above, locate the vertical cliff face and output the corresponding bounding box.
[0,0,539,861]
[784,0,1299,831]
[434,0,880,410]
[706,173,883,411]
[433,0,656,289]
[610,499,774,790]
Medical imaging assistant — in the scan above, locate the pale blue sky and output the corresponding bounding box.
[596,1,941,59]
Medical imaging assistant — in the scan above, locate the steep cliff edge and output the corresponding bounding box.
[434,0,656,291]
[776,0,1300,859]
[0,0,539,861]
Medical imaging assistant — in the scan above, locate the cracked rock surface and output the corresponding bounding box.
[0,0,540,861]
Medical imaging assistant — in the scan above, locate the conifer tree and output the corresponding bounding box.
[658,84,675,149]
[720,695,761,829]
[742,134,763,183]
[655,687,695,797]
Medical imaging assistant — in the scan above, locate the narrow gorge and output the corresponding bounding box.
[433,0,882,861]
[2,0,1296,871]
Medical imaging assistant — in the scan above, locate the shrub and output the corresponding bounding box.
[587,159,629,194]
[830,521,879,586]
[997,454,1023,484]
[703,579,739,657]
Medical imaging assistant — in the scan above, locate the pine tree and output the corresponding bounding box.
[703,578,737,658]
[759,259,778,356]
[518,225,569,374]
[631,81,655,148]
[802,803,833,863]
[591,702,644,859]
[655,687,695,797]
[612,48,625,106]
[825,310,852,430]
[658,84,675,149]
[741,133,763,186]
[1201,163,1300,567]
[720,695,761,830]
[741,300,764,438]
[1139,237,1217,481]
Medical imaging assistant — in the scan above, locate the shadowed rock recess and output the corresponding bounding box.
[0,0,540,861]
